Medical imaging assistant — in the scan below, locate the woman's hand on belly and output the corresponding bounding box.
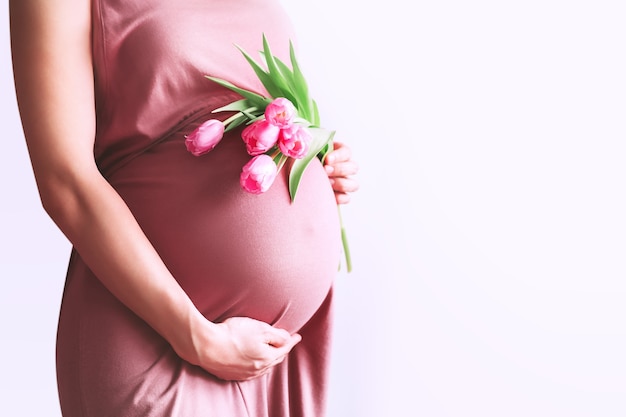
[184,316,302,381]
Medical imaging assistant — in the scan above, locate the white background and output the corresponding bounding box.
[2,1,626,416]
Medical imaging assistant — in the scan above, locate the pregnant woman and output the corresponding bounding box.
[9,0,359,416]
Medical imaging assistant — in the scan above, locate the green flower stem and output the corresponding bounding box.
[272,152,288,170]
[222,112,245,127]
[338,206,352,273]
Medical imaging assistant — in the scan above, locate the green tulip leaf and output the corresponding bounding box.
[271,57,312,119]
[288,128,335,202]
[316,140,333,162]
[273,58,295,83]
[205,76,270,108]
[213,100,255,113]
[261,35,292,94]
[235,46,286,100]
[289,42,312,119]
[311,99,320,126]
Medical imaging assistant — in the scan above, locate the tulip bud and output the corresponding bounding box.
[240,154,278,194]
[265,97,296,128]
[278,124,311,159]
[185,119,225,156]
[241,119,280,156]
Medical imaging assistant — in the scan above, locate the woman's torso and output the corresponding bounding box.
[92,0,295,175]
[88,0,341,332]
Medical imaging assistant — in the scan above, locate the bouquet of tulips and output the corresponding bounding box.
[184,35,351,272]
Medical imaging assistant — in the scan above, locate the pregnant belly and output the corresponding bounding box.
[107,124,341,333]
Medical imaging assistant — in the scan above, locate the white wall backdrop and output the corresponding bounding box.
[2,1,625,416]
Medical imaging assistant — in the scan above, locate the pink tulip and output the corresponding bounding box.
[264,97,296,128]
[185,119,225,156]
[240,154,278,194]
[278,124,311,159]
[241,119,280,155]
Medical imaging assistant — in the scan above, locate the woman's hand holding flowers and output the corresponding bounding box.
[324,141,359,205]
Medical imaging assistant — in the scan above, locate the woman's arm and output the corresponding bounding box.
[9,0,299,381]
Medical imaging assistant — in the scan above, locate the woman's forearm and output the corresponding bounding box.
[40,167,213,358]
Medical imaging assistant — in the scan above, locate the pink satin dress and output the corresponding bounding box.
[55,1,342,416]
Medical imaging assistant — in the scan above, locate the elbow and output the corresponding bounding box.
[38,178,78,228]
[35,170,92,231]
[30,155,104,236]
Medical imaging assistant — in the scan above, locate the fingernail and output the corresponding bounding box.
[325,165,334,174]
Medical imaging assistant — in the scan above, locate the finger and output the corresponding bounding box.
[244,352,290,380]
[245,333,301,379]
[265,335,299,368]
[330,177,359,194]
[265,328,292,347]
[266,348,292,368]
[335,192,351,205]
[325,141,352,165]
[325,161,359,178]
[270,332,301,354]
[332,140,349,153]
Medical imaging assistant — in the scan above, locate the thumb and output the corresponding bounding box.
[267,328,301,348]
[271,332,302,356]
